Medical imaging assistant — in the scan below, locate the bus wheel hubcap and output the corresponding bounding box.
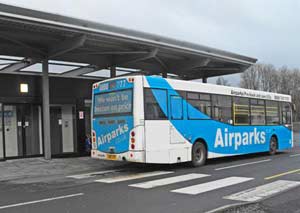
[270,139,276,153]
[195,148,203,162]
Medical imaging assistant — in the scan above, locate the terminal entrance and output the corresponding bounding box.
[1,104,76,158]
[3,104,43,158]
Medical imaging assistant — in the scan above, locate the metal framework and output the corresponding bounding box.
[0,3,256,80]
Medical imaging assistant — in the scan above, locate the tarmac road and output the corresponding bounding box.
[0,145,300,213]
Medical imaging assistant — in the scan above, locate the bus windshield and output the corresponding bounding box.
[93,89,133,117]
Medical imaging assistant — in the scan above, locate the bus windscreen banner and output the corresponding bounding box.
[94,90,132,116]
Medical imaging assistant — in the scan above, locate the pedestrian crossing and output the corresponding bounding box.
[171,176,253,195]
[95,171,174,183]
[67,170,300,202]
[129,173,210,189]
[224,180,300,202]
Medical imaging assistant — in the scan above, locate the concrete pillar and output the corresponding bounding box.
[202,77,207,83]
[42,60,51,160]
[110,66,116,78]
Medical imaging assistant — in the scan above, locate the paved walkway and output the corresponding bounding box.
[0,157,126,182]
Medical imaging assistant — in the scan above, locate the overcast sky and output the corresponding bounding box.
[1,0,299,84]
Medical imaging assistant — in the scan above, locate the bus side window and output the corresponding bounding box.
[282,102,292,124]
[170,96,183,120]
[266,101,280,125]
[212,95,232,124]
[144,88,168,120]
[250,99,265,125]
[233,97,250,125]
[187,92,211,119]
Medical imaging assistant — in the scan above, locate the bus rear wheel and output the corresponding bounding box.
[269,136,278,155]
[191,142,207,167]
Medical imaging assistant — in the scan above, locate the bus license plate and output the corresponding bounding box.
[106,154,117,160]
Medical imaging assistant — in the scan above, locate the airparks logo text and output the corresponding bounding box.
[214,128,266,150]
[98,124,129,145]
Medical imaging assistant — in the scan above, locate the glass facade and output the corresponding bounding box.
[3,104,43,158]
[0,75,93,160]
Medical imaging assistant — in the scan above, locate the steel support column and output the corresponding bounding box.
[162,72,167,78]
[110,66,116,78]
[42,60,51,160]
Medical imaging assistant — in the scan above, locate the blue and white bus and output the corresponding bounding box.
[91,76,293,166]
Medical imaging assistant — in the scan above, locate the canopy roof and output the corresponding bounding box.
[0,3,257,80]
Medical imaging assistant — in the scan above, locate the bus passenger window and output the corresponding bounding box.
[144,88,167,120]
[212,95,232,123]
[250,99,265,125]
[266,101,280,125]
[187,92,211,119]
[282,102,292,124]
[170,96,183,119]
[233,97,250,125]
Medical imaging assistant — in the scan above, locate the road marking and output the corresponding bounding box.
[265,168,300,180]
[67,170,120,179]
[290,153,300,157]
[0,193,84,210]
[171,177,253,195]
[215,159,271,171]
[95,171,174,183]
[129,173,210,189]
[225,180,300,202]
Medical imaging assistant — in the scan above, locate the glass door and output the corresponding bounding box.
[4,104,42,158]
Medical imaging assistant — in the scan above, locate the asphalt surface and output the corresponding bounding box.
[0,146,300,213]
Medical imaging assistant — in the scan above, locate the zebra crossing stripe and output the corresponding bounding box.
[224,180,300,202]
[95,171,174,183]
[129,173,210,189]
[172,176,253,195]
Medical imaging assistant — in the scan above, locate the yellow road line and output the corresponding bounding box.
[265,169,300,180]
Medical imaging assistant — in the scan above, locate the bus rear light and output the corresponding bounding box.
[128,78,134,82]
[131,138,135,143]
[92,130,96,143]
[131,144,135,149]
[93,83,99,89]
[131,131,135,137]
[130,153,133,158]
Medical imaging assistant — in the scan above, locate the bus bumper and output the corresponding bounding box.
[91,150,145,163]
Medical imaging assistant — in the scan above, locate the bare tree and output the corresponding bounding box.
[216,76,231,86]
[240,64,261,90]
[240,63,278,91]
[240,63,300,121]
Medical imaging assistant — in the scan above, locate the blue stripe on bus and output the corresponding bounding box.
[145,76,292,155]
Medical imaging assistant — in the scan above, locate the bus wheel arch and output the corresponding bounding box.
[269,135,278,155]
[191,139,208,167]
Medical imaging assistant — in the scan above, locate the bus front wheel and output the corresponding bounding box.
[191,142,207,167]
[269,136,278,155]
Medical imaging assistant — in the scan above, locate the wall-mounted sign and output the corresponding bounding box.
[79,111,84,119]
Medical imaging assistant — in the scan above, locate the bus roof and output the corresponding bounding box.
[142,76,291,102]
